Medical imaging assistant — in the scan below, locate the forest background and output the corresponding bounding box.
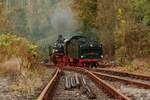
[0,0,149,67]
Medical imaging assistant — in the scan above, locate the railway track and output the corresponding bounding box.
[92,68,150,82]
[89,70,150,100]
[37,68,61,100]
[51,71,115,100]
[64,67,130,100]
[38,64,150,100]
[90,68,150,100]
[38,69,117,100]
[38,66,130,100]
[92,71,150,88]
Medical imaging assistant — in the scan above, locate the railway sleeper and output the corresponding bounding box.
[65,76,71,90]
[75,74,80,88]
[80,76,96,99]
[72,76,77,88]
[65,74,96,99]
[65,75,79,90]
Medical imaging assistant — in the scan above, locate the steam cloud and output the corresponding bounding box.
[51,1,80,37]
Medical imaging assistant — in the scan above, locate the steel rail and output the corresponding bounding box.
[93,68,150,81]
[92,71,150,89]
[37,68,61,100]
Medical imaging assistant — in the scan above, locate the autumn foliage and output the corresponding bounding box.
[72,0,97,32]
[0,33,38,68]
[72,0,150,65]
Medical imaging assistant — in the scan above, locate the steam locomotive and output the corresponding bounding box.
[50,34,103,68]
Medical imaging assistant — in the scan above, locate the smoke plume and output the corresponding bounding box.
[51,0,80,37]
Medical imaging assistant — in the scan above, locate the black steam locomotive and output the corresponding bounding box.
[50,35,103,68]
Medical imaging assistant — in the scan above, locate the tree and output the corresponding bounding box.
[131,0,150,26]
[72,0,97,33]
[114,0,150,63]
[96,0,116,59]
[0,0,13,33]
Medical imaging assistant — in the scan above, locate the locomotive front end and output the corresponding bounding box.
[79,38,103,67]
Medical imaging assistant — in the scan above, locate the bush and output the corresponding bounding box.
[126,25,150,59]
[0,33,38,69]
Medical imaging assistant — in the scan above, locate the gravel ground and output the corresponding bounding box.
[120,76,150,84]
[0,67,55,100]
[0,75,17,100]
[107,80,150,100]
[52,71,114,100]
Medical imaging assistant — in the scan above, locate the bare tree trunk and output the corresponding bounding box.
[96,0,116,60]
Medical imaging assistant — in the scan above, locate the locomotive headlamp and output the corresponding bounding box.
[90,44,93,47]
[55,49,58,52]
[52,50,55,53]
[81,56,84,58]
[101,55,104,58]
[99,44,102,47]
